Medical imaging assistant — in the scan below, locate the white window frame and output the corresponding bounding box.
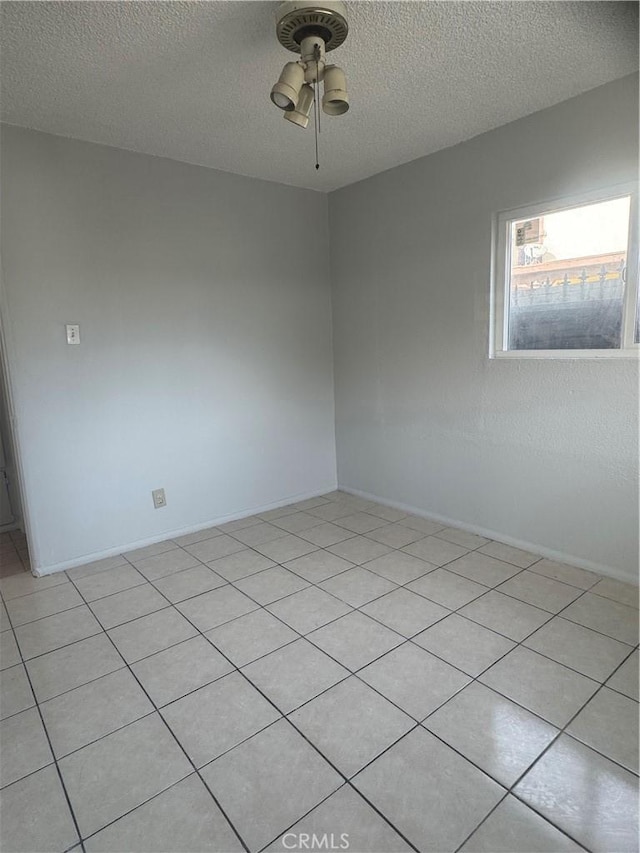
[490,181,639,359]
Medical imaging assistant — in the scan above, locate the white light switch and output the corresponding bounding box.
[66,324,80,345]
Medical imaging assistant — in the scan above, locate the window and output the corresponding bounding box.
[492,184,639,357]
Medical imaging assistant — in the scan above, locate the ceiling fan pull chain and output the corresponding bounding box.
[314,44,321,135]
[314,82,320,170]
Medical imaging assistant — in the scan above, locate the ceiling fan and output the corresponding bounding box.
[269,1,350,168]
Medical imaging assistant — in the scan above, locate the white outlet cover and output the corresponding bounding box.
[152,488,166,509]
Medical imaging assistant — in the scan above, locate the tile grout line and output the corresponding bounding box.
[67,539,431,851]
[452,596,640,852]
[2,599,88,852]
[2,510,636,611]
[4,535,637,730]
[2,495,637,851]
[213,549,634,721]
[132,537,639,851]
[60,571,254,853]
[4,544,637,690]
[5,571,635,792]
[123,581,423,851]
[4,526,636,750]
[199,537,640,845]
[245,575,611,851]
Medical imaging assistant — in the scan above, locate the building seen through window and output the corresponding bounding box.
[507,196,631,350]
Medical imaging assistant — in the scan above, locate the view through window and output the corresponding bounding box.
[506,196,632,351]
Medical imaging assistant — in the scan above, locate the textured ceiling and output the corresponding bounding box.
[1,1,638,192]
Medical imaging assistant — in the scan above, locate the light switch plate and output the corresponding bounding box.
[66,324,80,345]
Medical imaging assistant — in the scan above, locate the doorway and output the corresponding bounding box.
[0,302,30,575]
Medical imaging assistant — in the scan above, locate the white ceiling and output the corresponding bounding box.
[1,1,638,192]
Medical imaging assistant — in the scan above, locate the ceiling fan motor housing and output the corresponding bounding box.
[275,1,349,54]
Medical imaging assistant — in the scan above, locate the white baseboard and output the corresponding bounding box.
[339,485,639,587]
[33,483,338,577]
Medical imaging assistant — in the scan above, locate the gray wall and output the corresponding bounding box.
[1,126,337,572]
[329,74,639,582]
[2,75,638,580]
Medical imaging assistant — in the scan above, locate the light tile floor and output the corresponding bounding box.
[0,493,638,853]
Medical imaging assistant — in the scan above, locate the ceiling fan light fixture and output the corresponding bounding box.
[270,61,305,111]
[322,64,349,115]
[284,83,315,128]
[269,1,351,168]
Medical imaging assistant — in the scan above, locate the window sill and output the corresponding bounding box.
[490,348,640,360]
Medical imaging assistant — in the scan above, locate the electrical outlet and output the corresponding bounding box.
[152,488,166,509]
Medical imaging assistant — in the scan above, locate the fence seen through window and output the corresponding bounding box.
[502,194,635,352]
